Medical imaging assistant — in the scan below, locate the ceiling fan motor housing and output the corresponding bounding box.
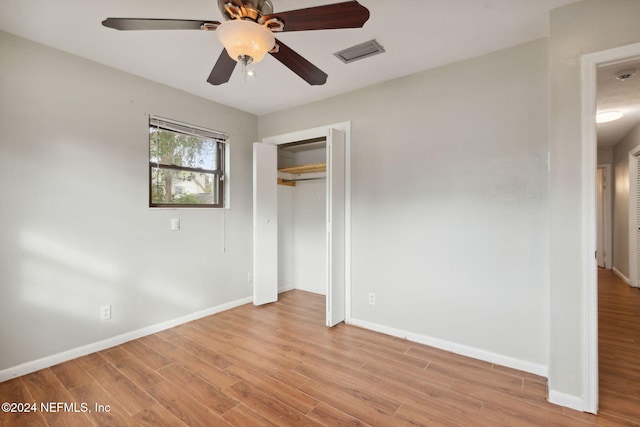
[218,0,274,21]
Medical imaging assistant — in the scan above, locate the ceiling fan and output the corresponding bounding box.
[102,0,370,86]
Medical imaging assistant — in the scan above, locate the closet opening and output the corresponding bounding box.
[277,138,328,306]
[254,122,349,326]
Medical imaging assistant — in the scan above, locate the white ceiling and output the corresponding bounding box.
[0,0,586,116]
[597,57,640,147]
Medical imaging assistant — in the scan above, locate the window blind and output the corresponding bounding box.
[150,116,228,142]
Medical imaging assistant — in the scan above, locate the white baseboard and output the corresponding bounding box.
[348,318,548,377]
[0,296,252,383]
[278,285,295,293]
[548,390,585,412]
[612,266,630,284]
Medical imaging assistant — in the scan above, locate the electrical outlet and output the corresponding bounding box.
[368,293,375,305]
[100,305,111,320]
[247,272,253,282]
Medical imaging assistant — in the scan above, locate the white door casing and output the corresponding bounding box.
[580,41,640,414]
[629,148,640,288]
[596,168,605,268]
[598,164,612,271]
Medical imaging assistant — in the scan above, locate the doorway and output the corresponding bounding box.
[253,122,352,327]
[582,42,640,413]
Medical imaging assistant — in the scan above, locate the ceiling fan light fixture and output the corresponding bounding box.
[596,111,623,123]
[216,19,274,65]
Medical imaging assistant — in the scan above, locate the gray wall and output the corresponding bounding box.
[597,147,613,165]
[548,0,640,401]
[278,180,327,295]
[0,31,257,370]
[261,39,550,371]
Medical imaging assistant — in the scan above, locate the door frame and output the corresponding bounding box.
[581,41,640,414]
[596,164,612,270]
[261,122,352,323]
[629,146,640,287]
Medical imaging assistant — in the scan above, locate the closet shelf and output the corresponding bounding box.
[277,162,326,187]
[278,162,326,174]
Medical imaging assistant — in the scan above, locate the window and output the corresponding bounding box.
[149,116,227,208]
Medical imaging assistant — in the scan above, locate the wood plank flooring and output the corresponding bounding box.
[1,273,639,426]
[597,268,640,425]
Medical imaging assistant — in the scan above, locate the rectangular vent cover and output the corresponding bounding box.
[334,39,385,64]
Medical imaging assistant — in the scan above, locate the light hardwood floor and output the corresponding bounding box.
[1,272,639,426]
[596,268,640,425]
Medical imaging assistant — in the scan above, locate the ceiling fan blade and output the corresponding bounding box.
[270,39,327,85]
[207,49,237,85]
[102,18,220,31]
[260,1,369,32]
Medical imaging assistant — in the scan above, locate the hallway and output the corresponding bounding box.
[597,268,640,423]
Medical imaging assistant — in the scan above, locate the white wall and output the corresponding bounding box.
[278,185,296,292]
[611,122,640,280]
[0,31,257,372]
[260,39,550,372]
[293,179,326,295]
[548,0,640,403]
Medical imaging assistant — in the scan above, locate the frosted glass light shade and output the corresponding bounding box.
[596,111,623,123]
[216,20,275,64]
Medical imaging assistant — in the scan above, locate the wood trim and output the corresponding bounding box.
[277,178,296,187]
[277,163,327,186]
[278,162,326,174]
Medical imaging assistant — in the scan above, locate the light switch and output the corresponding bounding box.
[171,218,180,231]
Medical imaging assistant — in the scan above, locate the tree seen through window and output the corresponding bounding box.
[149,117,226,208]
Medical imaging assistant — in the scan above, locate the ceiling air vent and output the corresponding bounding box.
[334,39,385,64]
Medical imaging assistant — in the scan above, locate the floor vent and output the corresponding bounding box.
[334,39,385,64]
